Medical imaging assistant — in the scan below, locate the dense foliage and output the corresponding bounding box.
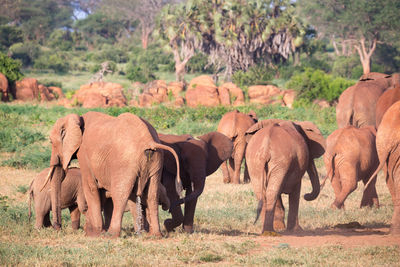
[0,52,23,83]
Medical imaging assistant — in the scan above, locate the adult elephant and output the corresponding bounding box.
[217,110,258,184]
[43,111,181,237]
[376,84,400,127]
[322,126,379,209]
[159,132,233,233]
[336,72,399,128]
[365,101,400,235]
[245,119,325,234]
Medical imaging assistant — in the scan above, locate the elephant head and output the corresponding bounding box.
[42,114,83,229]
[359,72,400,89]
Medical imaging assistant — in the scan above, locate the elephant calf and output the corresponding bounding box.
[28,167,87,229]
[322,126,379,209]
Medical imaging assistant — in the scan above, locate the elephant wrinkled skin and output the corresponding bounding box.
[365,101,400,235]
[159,132,233,233]
[28,167,87,230]
[45,111,181,237]
[336,72,399,128]
[322,126,379,209]
[245,120,325,234]
[217,110,258,184]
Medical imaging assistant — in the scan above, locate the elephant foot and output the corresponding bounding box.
[164,219,181,232]
[71,220,80,230]
[285,225,304,235]
[52,223,62,230]
[273,220,286,232]
[183,225,194,234]
[261,231,281,237]
[331,202,344,210]
[223,177,230,183]
[148,230,163,238]
[84,223,103,237]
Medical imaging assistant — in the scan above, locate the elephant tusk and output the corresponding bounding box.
[40,166,55,192]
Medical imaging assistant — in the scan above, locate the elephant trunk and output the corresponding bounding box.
[153,143,183,194]
[304,160,320,201]
[50,166,65,229]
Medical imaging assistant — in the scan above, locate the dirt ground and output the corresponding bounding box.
[1,165,399,249]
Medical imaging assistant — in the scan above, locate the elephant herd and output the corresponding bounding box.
[28,72,400,237]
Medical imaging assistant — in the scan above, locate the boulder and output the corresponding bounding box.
[48,86,65,99]
[14,77,39,101]
[0,72,9,102]
[186,75,220,107]
[218,82,245,106]
[248,85,281,104]
[135,80,169,107]
[313,99,331,108]
[73,82,127,108]
[167,81,184,97]
[38,84,55,101]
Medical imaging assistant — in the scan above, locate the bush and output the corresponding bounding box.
[0,52,23,83]
[34,53,70,73]
[9,42,40,66]
[332,56,361,79]
[47,29,74,51]
[286,68,355,105]
[89,45,128,63]
[187,53,212,74]
[232,65,275,88]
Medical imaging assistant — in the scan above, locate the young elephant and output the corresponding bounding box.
[28,167,87,229]
[245,120,325,234]
[217,110,258,184]
[159,132,233,233]
[322,126,379,209]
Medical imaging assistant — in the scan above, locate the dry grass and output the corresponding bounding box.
[0,164,399,266]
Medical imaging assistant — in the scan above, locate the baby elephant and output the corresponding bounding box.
[28,167,87,229]
[322,126,379,209]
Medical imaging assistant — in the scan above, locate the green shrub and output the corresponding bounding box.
[34,53,70,73]
[0,25,23,50]
[47,29,74,51]
[286,68,355,105]
[232,65,275,88]
[9,42,40,66]
[187,53,212,74]
[332,56,361,79]
[126,60,157,83]
[0,52,23,83]
[90,45,128,63]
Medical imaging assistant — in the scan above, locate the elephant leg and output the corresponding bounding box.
[81,170,103,237]
[232,145,245,184]
[35,196,51,229]
[143,207,150,232]
[69,205,81,230]
[243,160,250,184]
[221,161,231,183]
[273,195,285,231]
[389,175,400,235]
[228,157,235,181]
[261,190,278,233]
[183,197,198,234]
[287,182,302,231]
[361,174,379,208]
[332,168,357,210]
[144,174,162,237]
[103,198,113,231]
[163,173,184,232]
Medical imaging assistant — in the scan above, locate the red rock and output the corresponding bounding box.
[14,78,39,101]
[73,82,127,108]
[186,75,220,107]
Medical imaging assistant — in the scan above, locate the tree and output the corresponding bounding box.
[298,0,400,74]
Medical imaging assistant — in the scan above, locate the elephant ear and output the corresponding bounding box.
[197,132,233,176]
[247,110,258,123]
[294,121,326,159]
[60,114,82,170]
[245,119,285,142]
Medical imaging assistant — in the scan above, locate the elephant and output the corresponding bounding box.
[365,101,400,235]
[321,126,379,209]
[28,167,87,230]
[159,132,233,233]
[217,110,258,184]
[376,84,400,127]
[0,72,9,102]
[245,119,325,234]
[43,111,181,237]
[336,72,399,128]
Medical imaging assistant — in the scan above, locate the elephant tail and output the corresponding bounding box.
[320,154,336,192]
[27,179,34,223]
[364,153,387,191]
[152,142,183,194]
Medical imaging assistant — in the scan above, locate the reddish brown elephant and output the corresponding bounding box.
[365,101,400,235]
[217,110,258,184]
[376,83,400,127]
[322,126,379,209]
[245,120,325,234]
[28,167,87,230]
[159,132,233,233]
[44,111,181,237]
[336,72,399,128]
[0,73,9,102]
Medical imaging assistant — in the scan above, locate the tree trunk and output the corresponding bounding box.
[141,26,150,50]
[354,37,377,75]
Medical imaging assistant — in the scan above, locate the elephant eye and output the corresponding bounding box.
[60,128,66,140]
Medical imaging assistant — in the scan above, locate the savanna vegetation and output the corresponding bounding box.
[0,0,400,265]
